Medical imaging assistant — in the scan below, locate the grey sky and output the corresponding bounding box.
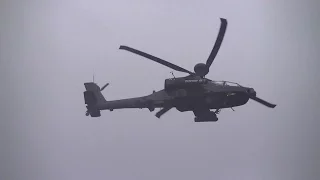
[1,0,320,179]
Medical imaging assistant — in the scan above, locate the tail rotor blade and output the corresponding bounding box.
[100,83,109,91]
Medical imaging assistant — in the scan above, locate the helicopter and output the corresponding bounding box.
[83,18,276,122]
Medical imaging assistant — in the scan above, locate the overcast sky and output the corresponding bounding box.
[1,0,320,179]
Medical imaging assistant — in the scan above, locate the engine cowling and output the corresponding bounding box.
[164,77,208,91]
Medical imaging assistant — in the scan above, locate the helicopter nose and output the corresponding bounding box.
[247,88,256,96]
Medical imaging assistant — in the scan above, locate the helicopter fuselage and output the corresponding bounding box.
[83,17,276,121]
[85,76,256,121]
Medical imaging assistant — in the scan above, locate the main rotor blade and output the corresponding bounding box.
[249,96,277,108]
[205,18,228,68]
[119,45,194,75]
[155,106,172,118]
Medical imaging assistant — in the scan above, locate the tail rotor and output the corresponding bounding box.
[100,83,109,91]
[83,78,109,117]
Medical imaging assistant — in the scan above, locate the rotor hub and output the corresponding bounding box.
[194,63,209,77]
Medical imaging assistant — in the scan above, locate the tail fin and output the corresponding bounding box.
[83,82,108,117]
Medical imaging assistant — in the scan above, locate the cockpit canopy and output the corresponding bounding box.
[164,77,243,91]
[209,80,243,87]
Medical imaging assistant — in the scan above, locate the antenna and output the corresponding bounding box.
[170,71,176,78]
[93,74,95,83]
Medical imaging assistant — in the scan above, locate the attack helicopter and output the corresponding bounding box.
[83,18,276,122]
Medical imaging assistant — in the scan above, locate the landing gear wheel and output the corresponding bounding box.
[194,111,218,122]
[209,111,218,122]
